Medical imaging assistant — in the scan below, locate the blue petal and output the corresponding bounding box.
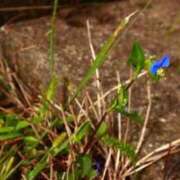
[150,63,159,75]
[152,59,163,67]
[150,54,170,75]
[160,55,170,68]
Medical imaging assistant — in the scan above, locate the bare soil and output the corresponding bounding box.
[0,0,179,179]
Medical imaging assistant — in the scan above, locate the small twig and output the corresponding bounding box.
[0,59,25,109]
[102,149,113,180]
[124,139,180,177]
[12,73,32,107]
[115,72,122,175]
[86,92,99,121]
[57,105,72,139]
[121,68,133,171]
[121,80,152,176]
[163,144,172,180]
[75,97,89,123]
[136,80,152,154]
[93,71,147,109]
[86,19,104,118]
[124,68,133,144]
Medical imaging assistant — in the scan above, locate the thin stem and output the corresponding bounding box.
[83,111,108,153]
[115,72,122,176]
[86,19,104,118]
[102,149,112,180]
[48,0,59,75]
[120,80,152,176]
[136,80,152,154]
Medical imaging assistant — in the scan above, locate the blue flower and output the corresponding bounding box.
[94,161,101,174]
[93,156,105,174]
[150,55,170,75]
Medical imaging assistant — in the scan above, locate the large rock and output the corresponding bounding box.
[0,0,179,100]
[0,4,129,98]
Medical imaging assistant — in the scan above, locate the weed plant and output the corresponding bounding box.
[0,1,179,180]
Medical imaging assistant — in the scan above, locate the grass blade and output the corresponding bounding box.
[70,11,137,103]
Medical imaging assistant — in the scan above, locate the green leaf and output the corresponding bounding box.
[123,111,144,124]
[27,133,68,180]
[78,154,92,177]
[111,86,128,113]
[128,41,145,74]
[102,135,136,160]
[23,136,39,146]
[0,127,14,134]
[73,121,91,143]
[0,132,22,141]
[27,154,48,180]
[0,156,15,179]
[32,75,58,123]
[51,140,68,156]
[76,154,97,179]
[45,75,58,101]
[1,114,19,127]
[96,121,108,138]
[52,132,67,148]
[50,132,68,156]
[16,121,29,130]
[3,157,14,175]
[32,102,49,123]
[88,170,97,180]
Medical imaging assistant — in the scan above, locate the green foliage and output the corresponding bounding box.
[128,41,145,74]
[23,136,39,148]
[48,0,59,74]
[111,86,143,124]
[0,5,166,179]
[102,135,136,160]
[27,132,68,180]
[33,76,58,123]
[0,114,29,140]
[27,120,92,180]
[73,120,92,143]
[70,13,135,102]
[50,132,68,155]
[45,75,59,101]
[0,156,14,180]
[27,154,49,180]
[111,85,128,113]
[76,154,97,179]
[0,132,22,141]
[64,154,96,180]
[16,120,30,130]
[123,111,143,124]
[96,121,108,138]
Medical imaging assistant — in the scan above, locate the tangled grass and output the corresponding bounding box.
[0,1,180,179]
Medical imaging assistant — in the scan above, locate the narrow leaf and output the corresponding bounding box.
[16,121,29,130]
[96,121,108,138]
[123,111,144,124]
[27,154,48,180]
[73,121,91,143]
[0,132,22,141]
[70,12,137,102]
